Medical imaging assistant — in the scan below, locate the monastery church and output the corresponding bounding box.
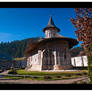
[25,16,78,71]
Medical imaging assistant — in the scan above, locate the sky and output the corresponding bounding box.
[0,8,81,47]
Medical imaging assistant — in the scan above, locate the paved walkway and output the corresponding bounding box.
[0,76,89,84]
[0,70,9,74]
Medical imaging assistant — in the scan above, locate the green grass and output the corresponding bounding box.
[14,57,25,61]
[15,69,88,76]
[4,74,85,81]
[4,76,24,80]
[6,69,88,81]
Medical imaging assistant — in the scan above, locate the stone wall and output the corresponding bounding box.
[27,64,41,71]
[71,56,88,67]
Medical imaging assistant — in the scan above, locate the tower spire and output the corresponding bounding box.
[48,16,55,27]
[43,16,60,32]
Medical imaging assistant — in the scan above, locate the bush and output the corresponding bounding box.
[82,72,88,75]
[8,69,17,74]
[75,73,82,76]
[56,75,61,78]
[44,75,52,80]
[65,74,71,77]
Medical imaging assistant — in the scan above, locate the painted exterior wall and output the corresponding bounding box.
[26,40,72,71]
[27,53,42,71]
[28,53,39,65]
[71,56,88,67]
[26,17,76,71]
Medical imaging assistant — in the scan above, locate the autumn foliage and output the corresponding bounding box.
[70,8,92,56]
[71,8,92,82]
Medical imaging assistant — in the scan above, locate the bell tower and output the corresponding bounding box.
[43,16,60,38]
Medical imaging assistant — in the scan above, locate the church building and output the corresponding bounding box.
[25,17,78,71]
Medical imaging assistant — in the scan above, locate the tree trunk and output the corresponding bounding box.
[87,55,92,83]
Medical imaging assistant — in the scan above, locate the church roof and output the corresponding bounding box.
[43,16,60,32]
[25,17,78,55]
[25,37,78,55]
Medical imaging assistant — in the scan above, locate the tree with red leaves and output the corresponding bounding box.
[70,8,92,83]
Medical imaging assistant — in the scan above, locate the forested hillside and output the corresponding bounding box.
[70,47,85,57]
[0,37,85,58]
[0,37,41,58]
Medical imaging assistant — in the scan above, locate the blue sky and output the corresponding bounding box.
[0,8,81,47]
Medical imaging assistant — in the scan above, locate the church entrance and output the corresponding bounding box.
[42,49,54,70]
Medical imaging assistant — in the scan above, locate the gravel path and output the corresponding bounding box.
[0,76,89,84]
[0,70,9,74]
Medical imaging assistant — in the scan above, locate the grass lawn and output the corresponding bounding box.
[15,69,87,75]
[6,69,88,81]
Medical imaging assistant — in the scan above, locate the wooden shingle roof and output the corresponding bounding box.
[43,16,60,32]
[25,37,78,55]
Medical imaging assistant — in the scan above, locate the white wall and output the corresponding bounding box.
[71,56,88,67]
[29,53,39,65]
[45,30,57,38]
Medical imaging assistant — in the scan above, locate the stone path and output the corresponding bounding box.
[0,70,9,74]
[0,76,89,84]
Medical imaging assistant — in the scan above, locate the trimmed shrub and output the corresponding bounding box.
[82,72,88,75]
[75,73,82,76]
[56,75,61,78]
[8,69,17,74]
[65,74,71,77]
[32,76,39,79]
[44,75,52,80]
